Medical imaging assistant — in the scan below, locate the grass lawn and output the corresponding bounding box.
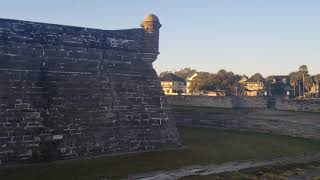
[1,127,320,180]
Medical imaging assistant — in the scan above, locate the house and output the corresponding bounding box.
[238,75,249,85]
[160,73,186,95]
[203,90,226,96]
[266,75,291,96]
[310,76,320,98]
[267,75,289,84]
[186,73,198,94]
[243,78,265,96]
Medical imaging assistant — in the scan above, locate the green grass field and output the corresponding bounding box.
[1,127,320,180]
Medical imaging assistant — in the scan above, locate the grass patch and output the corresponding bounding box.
[1,127,320,180]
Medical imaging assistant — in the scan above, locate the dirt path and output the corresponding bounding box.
[129,153,320,180]
[288,169,320,180]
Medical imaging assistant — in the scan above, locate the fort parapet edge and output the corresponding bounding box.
[0,14,180,165]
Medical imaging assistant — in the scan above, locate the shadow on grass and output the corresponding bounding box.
[1,127,320,180]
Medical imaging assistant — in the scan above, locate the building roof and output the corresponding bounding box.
[186,73,198,81]
[241,75,249,79]
[160,73,185,82]
[238,75,249,83]
[245,78,264,83]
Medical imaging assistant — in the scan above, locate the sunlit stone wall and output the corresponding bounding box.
[0,15,179,165]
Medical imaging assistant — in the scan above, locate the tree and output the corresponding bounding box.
[250,73,265,82]
[186,71,210,94]
[288,65,312,97]
[159,71,172,77]
[299,65,308,74]
[188,76,200,94]
[297,65,310,97]
[314,74,320,97]
[215,69,240,95]
[314,74,320,84]
[197,72,212,91]
[304,75,313,91]
[266,76,275,83]
[289,72,299,96]
[174,67,196,80]
[160,67,247,96]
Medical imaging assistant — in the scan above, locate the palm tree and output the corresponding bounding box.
[298,65,309,97]
[303,75,313,97]
[289,72,299,96]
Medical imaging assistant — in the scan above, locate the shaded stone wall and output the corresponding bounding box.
[167,96,320,112]
[169,96,320,139]
[173,108,320,140]
[276,99,320,112]
[167,96,269,109]
[167,96,233,108]
[0,17,179,165]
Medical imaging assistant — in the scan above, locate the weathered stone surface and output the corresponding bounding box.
[167,96,269,109]
[0,15,179,165]
[167,96,320,112]
[276,99,320,112]
[168,96,320,139]
[173,109,320,140]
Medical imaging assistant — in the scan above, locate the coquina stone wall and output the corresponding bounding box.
[276,99,320,112]
[167,96,234,108]
[167,96,320,112]
[173,108,320,140]
[167,96,269,109]
[169,96,320,139]
[0,15,179,165]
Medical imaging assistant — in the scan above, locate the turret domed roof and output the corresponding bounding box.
[142,14,160,22]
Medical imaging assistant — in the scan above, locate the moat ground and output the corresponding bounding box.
[180,162,320,180]
[1,125,320,180]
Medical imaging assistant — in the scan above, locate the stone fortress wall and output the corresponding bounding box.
[168,96,320,139]
[276,98,320,112]
[0,15,179,165]
[167,95,320,112]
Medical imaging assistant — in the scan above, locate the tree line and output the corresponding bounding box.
[288,65,320,97]
[160,65,320,97]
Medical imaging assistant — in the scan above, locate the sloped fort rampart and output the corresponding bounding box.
[167,96,320,112]
[0,15,179,165]
[168,96,320,139]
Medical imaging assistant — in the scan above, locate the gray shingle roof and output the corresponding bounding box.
[159,73,185,82]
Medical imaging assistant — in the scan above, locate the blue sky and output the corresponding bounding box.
[0,0,319,76]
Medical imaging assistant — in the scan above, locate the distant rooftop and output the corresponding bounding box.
[245,78,265,83]
[160,73,185,82]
